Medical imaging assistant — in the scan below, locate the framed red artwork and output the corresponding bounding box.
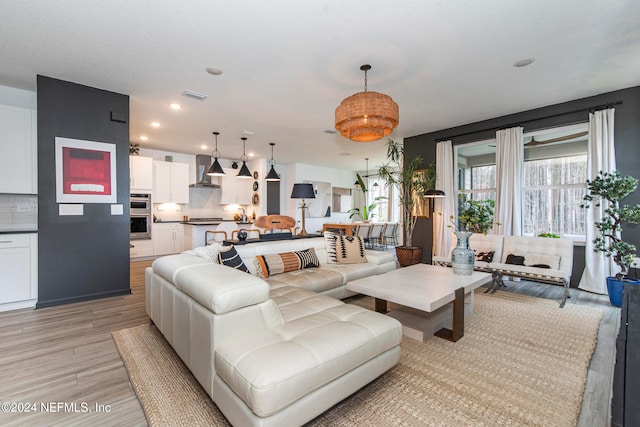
[55,137,117,203]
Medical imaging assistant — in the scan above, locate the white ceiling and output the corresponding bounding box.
[1,0,639,171]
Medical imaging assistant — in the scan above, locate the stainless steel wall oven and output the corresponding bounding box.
[130,193,152,240]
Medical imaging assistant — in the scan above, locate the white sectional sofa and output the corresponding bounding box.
[433,234,574,307]
[145,237,402,426]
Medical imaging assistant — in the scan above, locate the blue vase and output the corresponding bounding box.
[452,231,474,276]
[606,276,640,307]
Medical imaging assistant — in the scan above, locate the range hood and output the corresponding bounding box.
[190,154,221,188]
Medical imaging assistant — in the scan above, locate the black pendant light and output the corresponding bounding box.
[265,142,280,181]
[237,137,252,178]
[206,131,225,176]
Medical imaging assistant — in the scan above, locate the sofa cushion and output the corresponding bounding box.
[266,268,345,294]
[323,231,339,264]
[214,295,402,417]
[255,248,320,278]
[169,262,270,314]
[183,242,225,263]
[218,245,250,273]
[335,235,367,264]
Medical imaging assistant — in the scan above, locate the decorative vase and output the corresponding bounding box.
[451,231,474,276]
[606,276,640,307]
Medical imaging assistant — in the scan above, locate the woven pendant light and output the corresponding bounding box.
[335,64,399,142]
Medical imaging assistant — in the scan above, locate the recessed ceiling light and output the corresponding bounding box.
[169,103,182,110]
[513,58,535,68]
[151,121,161,127]
[205,67,223,76]
[140,135,149,141]
[242,129,255,135]
[248,152,255,157]
[325,129,337,134]
[200,144,208,150]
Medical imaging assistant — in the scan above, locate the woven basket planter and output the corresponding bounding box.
[395,246,422,267]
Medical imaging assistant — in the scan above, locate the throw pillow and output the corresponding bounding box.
[255,248,320,278]
[525,254,561,270]
[190,242,224,263]
[218,245,250,273]
[323,231,339,264]
[505,254,526,266]
[475,250,495,263]
[335,235,367,264]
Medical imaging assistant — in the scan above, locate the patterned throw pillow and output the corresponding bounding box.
[335,235,367,264]
[323,231,339,264]
[475,250,495,263]
[218,245,250,273]
[255,248,320,278]
[505,254,526,266]
[190,242,224,263]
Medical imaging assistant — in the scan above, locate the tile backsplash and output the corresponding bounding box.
[0,194,37,232]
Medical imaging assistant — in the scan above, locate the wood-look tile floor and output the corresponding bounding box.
[0,261,619,426]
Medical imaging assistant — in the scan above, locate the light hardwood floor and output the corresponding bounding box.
[0,261,618,426]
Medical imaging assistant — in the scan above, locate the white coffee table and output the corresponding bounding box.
[347,264,492,342]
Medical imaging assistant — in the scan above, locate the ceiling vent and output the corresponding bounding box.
[181,90,208,101]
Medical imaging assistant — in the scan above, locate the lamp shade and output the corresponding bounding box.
[207,158,225,176]
[424,189,446,198]
[265,165,280,181]
[291,183,315,199]
[237,161,252,178]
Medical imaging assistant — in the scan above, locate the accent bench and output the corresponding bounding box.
[433,234,574,307]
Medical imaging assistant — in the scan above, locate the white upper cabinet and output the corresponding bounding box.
[219,168,252,205]
[153,160,189,204]
[129,156,153,192]
[0,105,36,194]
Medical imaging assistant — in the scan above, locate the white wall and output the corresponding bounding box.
[282,163,356,234]
[0,85,36,108]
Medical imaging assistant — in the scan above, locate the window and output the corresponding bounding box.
[454,124,588,239]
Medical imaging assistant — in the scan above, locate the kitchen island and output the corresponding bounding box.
[183,219,253,249]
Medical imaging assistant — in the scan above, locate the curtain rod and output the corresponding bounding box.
[434,100,623,142]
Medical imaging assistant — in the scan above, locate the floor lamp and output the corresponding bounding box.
[291,183,315,236]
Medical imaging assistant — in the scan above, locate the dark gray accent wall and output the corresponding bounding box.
[37,76,131,308]
[404,86,640,273]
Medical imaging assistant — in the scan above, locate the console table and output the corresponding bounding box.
[611,284,640,427]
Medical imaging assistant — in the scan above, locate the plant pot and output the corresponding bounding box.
[395,246,422,267]
[606,276,640,307]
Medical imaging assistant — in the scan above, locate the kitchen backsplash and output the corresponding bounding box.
[0,193,37,232]
[153,187,250,221]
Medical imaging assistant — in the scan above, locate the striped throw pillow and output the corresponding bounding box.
[218,245,249,273]
[255,248,320,278]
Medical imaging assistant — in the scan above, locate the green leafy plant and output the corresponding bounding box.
[450,198,496,234]
[378,139,430,247]
[538,232,561,238]
[581,170,640,280]
[348,173,387,220]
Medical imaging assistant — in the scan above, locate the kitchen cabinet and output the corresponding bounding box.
[0,233,38,311]
[130,156,153,192]
[0,104,36,194]
[153,161,189,204]
[219,168,252,205]
[153,223,184,255]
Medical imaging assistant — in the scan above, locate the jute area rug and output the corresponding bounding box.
[112,290,603,427]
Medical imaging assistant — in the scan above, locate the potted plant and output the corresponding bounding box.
[378,139,432,266]
[455,198,496,234]
[348,173,387,221]
[581,170,640,307]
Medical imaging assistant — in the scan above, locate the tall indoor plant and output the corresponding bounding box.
[378,139,432,266]
[582,170,640,306]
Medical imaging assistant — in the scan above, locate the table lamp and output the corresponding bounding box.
[290,183,315,236]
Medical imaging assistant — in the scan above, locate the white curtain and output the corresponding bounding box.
[579,109,616,294]
[494,127,524,235]
[433,140,455,257]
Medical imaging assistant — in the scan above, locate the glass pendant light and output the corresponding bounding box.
[237,137,252,178]
[265,142,280,181]
[206,131,225,176]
